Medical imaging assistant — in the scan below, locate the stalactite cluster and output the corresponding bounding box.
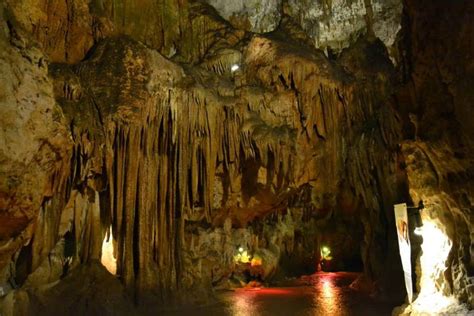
[2,0,472,314]
[0,16,406,309]
[6,30,401,304]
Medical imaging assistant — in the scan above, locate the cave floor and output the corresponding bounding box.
[163,272,400,316]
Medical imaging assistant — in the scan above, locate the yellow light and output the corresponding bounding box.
[234,248,252,264]
[321,246,332,260]
[101,226,117,275]
[240,251,251,263]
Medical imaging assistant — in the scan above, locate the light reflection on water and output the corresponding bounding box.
[313,274,345,316]
[231,289,257,316]
[227,274,351,316]
[163,272,398,316]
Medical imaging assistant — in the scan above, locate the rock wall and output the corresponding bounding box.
[394,0,474,313]
[284,0,402,55]
[0,2,71,285]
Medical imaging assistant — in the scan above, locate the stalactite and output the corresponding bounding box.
[2,30,407,308]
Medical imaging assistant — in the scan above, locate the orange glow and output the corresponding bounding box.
[315,273,342,315]
[250,256,262,267]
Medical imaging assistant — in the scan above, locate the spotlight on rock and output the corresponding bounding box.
[231,64,240,72]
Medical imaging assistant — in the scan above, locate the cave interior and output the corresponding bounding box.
[0,0,473,315]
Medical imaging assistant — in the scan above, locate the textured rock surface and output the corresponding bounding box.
[204,0,281,33]
[393,0,474,312]
[0,4,71,276]
[0,25,405,311]
[284,0,402,54]
[1,262,135,316]
[4,0,95,63]
[398,142,473,314]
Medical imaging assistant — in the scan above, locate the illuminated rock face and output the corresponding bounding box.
[0,4,72,278]
[284,0,402,54]
[204,0,282,33]
[395,0,474,312]
[400,143,473,314]
[0,0,472,314]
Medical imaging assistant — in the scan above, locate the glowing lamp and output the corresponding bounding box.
[239,246,244,253]
[231,64,240,72]
[321,246,332,260]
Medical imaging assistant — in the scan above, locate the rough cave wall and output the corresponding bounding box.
[394,0,474,312]
[3,0,471,314]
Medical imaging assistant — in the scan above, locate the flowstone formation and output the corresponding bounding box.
[0,0,473,315]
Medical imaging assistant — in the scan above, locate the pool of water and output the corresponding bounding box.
[163,272,400,316]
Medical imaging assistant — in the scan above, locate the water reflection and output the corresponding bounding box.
[231,289,258,316]
[314,274,344,316]
[169,272,399,316]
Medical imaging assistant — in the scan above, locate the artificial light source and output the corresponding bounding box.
[321,246,332,260]
[231,64,240,72]
[234,248,251,263]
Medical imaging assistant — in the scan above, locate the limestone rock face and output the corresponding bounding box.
[3,0,190,63]
[371,0,402,55]
[394,0,474,312]
[204,0,281,33]
[1,262,135,316]
[4,0,95,64]
[284,0,402,54]
[0,6,71,273]
[400,142,474,314]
